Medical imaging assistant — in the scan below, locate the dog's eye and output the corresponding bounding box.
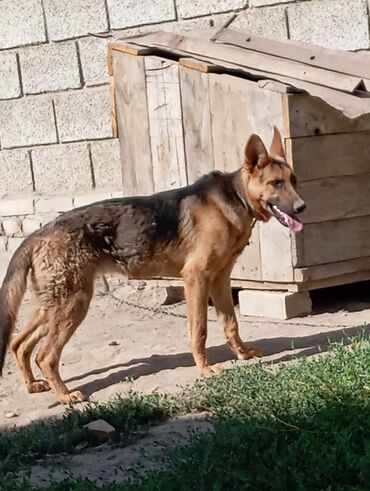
[271,180,284,189]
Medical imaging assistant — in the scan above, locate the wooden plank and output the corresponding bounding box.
[109,75,117,138]
[293,216,370,267]
[259,219,294,282]
[145,56,187,192]
[232,223,262,281]
[144,31,363,94]
[112,51,153,196]
[286,131,370,181]
[178,65,214,184]
[295,256,370,282]
[215,28,370,82]
[284,93,370,137]
[300,271,370,292]
[298,173,370,224]
[147,278,300,292]
[109,41,156,56]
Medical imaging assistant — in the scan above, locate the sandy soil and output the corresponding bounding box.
[0,258,369,485]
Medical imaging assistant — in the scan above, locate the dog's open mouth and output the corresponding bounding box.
[269,204,303,233]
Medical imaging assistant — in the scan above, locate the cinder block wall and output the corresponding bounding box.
[0,0,369,251]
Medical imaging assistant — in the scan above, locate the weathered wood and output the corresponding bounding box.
[294,256,370,282]
[300,271,370,292]
[109,75,117,138]
[146,278,301,292]
[109,42,156,57]
[259,219,294,282]
[298,173,370,224]
[145,56,187,192]
[286,131,370,181]
[113,51,153,196]
[293,215,370,267]
[179,65,214,183]
[232,223,262,281]
[284,93,370,137]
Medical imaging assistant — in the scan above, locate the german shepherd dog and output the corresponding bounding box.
[0,128,305,404]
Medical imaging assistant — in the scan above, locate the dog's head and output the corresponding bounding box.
[243,127,305,232]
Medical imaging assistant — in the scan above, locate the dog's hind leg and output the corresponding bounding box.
[10,309,50,393]
[210,267,262,360]
[36,287,93,405]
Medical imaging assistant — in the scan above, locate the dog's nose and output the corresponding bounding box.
[294,200,306,214]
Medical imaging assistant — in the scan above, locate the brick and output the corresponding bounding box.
[90,139,121,189]
[32,143,93,193]
[0,0,46,49]
[54,87,112,142]
[35,195,73,213]
[250,0,294,5]
[19,42,81,94]
[288,0,369,50]
[239,290,312,320]
[0,198,34,217]
[7,237,25,254]
[78,37,109,86]
[74,191,112,208]
[232,6,288,40]
[44,0,108,41]
[176,0,246,19]
[22,217,42,235]
[107,0,176,29]
[2,219,22,237]
[0,52,21,100]
[0,149,33,195]
[0,97,57,148]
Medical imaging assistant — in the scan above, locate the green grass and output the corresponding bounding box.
[1,335,370,490]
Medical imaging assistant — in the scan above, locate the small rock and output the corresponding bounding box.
[84,419,117,443]
[108,340,119,346]
[5,410,20,419]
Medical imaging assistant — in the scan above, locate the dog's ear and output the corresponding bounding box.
[244,134,269,172]
[269,126,285,159]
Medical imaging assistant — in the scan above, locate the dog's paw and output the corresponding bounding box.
[237,346,262,360]
[27,380,50,393]
[200,363,224,377]
[59,390,88,405]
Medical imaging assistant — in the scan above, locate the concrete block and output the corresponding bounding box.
[0,149,33,195]
[232,6,288,40]
[0,52,21,100]
[78,37,109,86]
[90,139,121,189]
[107,0,176,29]
[2,219,22,237]
[239,290,312,320]
[0,0,46,49]
[288,0,369,50]
[32,143,93,193]
[19,42,81,94]
[35,196,74,213]
[0,198,34,217]
[251,0,293,5]
[44,0,108,41]
[22,218,42,235]
[0,97,57,148]
[7,237,25,254]
[54,87,112,142]
[74,191,112,208]
[176,0,246,19]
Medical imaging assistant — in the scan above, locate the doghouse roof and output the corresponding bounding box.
[109,27,370,120]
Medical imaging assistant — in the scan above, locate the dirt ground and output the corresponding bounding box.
[1,254,370,484]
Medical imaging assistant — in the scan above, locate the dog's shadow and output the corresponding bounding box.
[66,324,370,399]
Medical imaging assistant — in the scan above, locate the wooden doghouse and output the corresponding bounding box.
[108,28,370,318]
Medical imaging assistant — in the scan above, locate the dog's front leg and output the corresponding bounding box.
[182,266,223,377]
[210,267,262,360]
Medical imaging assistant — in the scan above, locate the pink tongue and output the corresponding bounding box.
[282,211,304,233]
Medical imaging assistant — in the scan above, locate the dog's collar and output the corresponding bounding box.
[236,191,250,213]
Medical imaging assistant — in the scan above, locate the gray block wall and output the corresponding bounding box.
[0,0,370,249]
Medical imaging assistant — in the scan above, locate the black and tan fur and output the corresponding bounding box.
[0,128,305,404]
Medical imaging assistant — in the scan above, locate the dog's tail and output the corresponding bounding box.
[0,238,33,375]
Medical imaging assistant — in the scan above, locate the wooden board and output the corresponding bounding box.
[232,223,262,281]
[294,256,370,282]
[259,219,294,282]
[286,130,370,181]
[298,174,370,224]
[293,215,370,267]
[145,57,187,192]
[179,65,214,183]
[112,51,153,196]
[284,93,370,137]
